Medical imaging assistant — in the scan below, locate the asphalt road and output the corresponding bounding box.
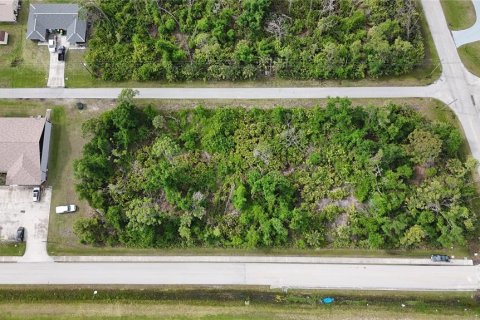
[0,0,478,290]
[0,262,477,290]
[0,86,437,100]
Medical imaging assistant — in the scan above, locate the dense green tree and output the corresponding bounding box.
[83,0,424,82]
[74,97,477,250]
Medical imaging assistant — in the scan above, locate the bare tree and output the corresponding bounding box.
[396,0,419,41]
[320,0,337,16]
[265,14,291,40]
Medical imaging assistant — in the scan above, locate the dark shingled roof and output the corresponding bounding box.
[26,3,86,44]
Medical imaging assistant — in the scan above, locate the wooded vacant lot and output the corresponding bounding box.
[84,0,424,81]
[73,92,477,249]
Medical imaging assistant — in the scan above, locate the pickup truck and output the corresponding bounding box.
[55,205,77,214]
[58,46,65,61]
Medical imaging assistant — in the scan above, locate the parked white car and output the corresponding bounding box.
[32,187,40,202]
[55,205,77,214]
[48,38,56,53]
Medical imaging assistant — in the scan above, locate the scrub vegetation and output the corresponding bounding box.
[84,0,424,82]
[73,91,478,250]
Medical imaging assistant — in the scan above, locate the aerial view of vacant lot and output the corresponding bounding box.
[0,0,480,318]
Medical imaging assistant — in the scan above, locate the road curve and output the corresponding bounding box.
[0,262,477,291]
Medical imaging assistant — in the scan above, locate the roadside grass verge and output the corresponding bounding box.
[441,0,476,31]
[0,287,477,319]
[458,41,480,78]
[0,242,25,256]
[46,103,106,257]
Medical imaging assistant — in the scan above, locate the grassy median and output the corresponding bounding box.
[441,0,476,31]
[458,41,480,77]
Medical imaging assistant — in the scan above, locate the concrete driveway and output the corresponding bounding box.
[47,51,65,88]
[47,36,69,88]
[0,186,52,262]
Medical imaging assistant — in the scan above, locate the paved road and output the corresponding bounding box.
[0,86,438,100]
[452,0,480,47]
[422,0,480,174]
[0,262,477,290]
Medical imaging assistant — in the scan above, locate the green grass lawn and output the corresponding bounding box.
[441,0,476,31]
[0,0,49,88]
[458,41,480,77]
[0,287,478,319]
[0,242,25,256]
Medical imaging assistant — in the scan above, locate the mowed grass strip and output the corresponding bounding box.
[441,0,476,30]
[0,302,476,320]
[0,288,478,319]
[458,41,480,77]
[0,242,25,256]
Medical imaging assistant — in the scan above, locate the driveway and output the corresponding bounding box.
[47,36,68,88]
[47,51,65,88]
[0,186,52,262]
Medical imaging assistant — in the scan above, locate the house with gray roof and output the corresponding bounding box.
[0,115,52,186]
[26,3,86,45]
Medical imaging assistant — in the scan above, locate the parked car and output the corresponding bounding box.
[58,46,65,61]
[16,227,25,242]
[32,187,40,202]
[55,204,77,214]
[48,38,56,53]
[431,254,450,262]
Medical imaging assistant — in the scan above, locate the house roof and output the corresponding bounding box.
[0,31,7,42]
[0,0,18,22]
[26,3,86,43]
[0,117,46,185]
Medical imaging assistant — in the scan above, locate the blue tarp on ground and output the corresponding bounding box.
[321,297,334,304]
